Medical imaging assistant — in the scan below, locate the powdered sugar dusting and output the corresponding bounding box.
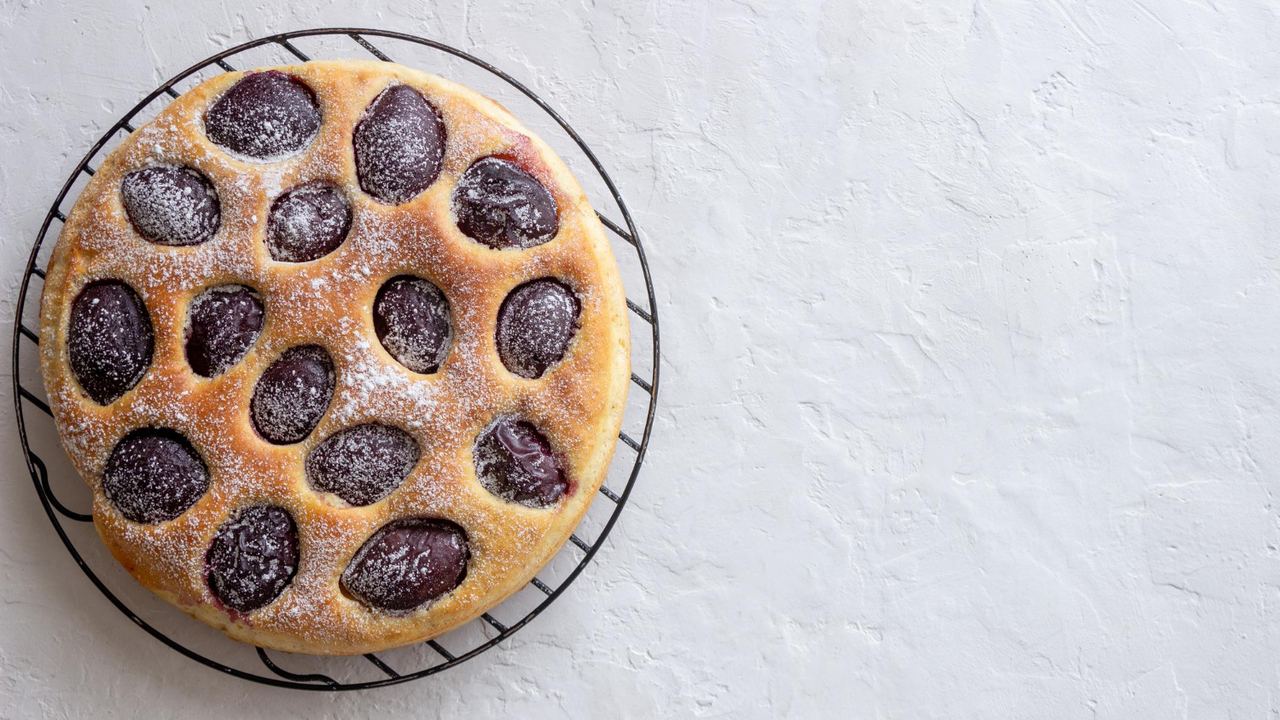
[353,84,445,205]
[102,428,209,524]
[374,276,452,374]
[496,279,581,379]
[473,416,568,507]
[250,345,335,445]
[206,505,300,612]
[306,423,420,506]
[340,519,469,613]
[205,70,321,162]
[120,166,220,246]
[67,280,154,404]
[184,285,264,377]
[453,156,559,249]
[266,182,352,262]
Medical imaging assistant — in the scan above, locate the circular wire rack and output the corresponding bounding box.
[10,28,659,691]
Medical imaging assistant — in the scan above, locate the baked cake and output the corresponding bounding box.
[37,60,630,655]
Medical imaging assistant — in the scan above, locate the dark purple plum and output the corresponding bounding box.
[496,279,579,379]
[250,346,334,444]
[68,280,154,405]
[206,505,299,612]
[185,285,264,377]
[373,276,451,374]
[205,70,321,160]
[266,183,352,262]
[474,417,567,507]
[103,428,209,524]
[306,424,420,507]
[452,157,558,249]
[341,519,469,613]
[353,85,444,204]
[121,166,220,246]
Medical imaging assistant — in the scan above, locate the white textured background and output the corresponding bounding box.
[4,0,1280,717]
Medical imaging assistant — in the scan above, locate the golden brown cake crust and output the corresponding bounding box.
[38,60,629,655]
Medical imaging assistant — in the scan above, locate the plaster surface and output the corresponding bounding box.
[3,0,1280,717]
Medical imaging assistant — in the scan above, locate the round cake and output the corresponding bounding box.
[37,60,630,654]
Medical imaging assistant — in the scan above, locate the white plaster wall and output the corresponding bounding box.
[3,0,1280,717]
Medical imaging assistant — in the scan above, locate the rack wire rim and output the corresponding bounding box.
[10,27,660,691]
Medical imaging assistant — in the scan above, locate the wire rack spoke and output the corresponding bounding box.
[480,613,508,633]
[255,648,340,688]
[529,577,554,596]
[350,33,393,62]
[626,298,653,324]
[426,640,455,662]
[18,385,52,417]
[363,653,400,679]
[14,27,658,692]
[597,212,637,245]
[29,451,94,523]
[631,372,652,393]
[277,39,311,62]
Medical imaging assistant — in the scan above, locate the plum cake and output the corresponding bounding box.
[38,60,629,655]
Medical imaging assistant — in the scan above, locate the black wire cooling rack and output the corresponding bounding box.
[10,28,659,691]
